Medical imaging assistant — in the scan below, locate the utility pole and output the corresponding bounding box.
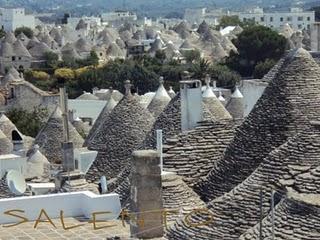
[271,190,275,240]
[259,188,263,240]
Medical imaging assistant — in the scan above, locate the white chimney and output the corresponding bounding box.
[180,79,203,131]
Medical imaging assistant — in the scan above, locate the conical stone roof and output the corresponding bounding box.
[34,106,84,163]
[86,81,155,181]
[149,35,164,53]
[106,43,125,58]
[28,42,52,59]
[180,40,194,50]
[225,86,244,119]
[142,92,215,149]
[8,67,21,79]
[75,19,87,30]
[0,113,20,140]
[84,96,118,146]
[13,40,32,58]
[147,77,171,118]
[72,118,90,138]
[0,129,13,154]
[168,121,320,239]
[202,76,232,120]
[163,120,239,187]
[1,72,15,86]
[0,42,14,57]
[3,32,16,44]
[197,20,209,35]
[74,38,91,53]
[76,91,99,100]
[241,192,320,240]
[195,48,320,202]
[113,171,206,216]
[26,36,40,49]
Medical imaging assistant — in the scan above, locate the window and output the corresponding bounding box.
[298,24,302,29]
[307,24,310,30]
[270,17,273,22]
[307,17,310,21]
[287,17,292,21]
[298,16,303,21]
[100,53,103,56]
[12,56,15,61]
[280,17,283,22]
[260,17,264,22]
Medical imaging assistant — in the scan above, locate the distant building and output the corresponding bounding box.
[238,7,315,31]
[67,16,101,30]
[184,8,226,25]
[0,8,35,31]
[101,10,137,27]
[311,22,320,51]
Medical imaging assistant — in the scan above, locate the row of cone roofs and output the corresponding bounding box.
[0,70,243,218]
[279,22,311,50]
[0,19,241,62]
[2,47,320,239]
[0,114,49,184]
[165,48,320,239]
[77,47,320,238]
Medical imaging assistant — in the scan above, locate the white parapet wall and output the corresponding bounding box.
[239,79,268,116]
[0,191,121,224]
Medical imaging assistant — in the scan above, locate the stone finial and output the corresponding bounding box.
[205,74,211,87]
[124,80,132,96]
[159,76,164,85]
[213,79,217,89]
[218,91,225,101]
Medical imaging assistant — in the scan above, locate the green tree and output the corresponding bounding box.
[43,51,59,69]
[209,64,241,88]
[85,51,99,66]
[54,68,75,81]
[218,16,242,29]
[155,50,166,64]
[6,107,48,137]
[14,27,34,38]
[253,59,277,79]
[190,58,210,79]
[183,49,201,64]
[226,25,286,77]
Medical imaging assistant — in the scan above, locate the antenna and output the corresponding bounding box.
[100,176,108,194]
[6,170,26,196]
[59,86,70,142]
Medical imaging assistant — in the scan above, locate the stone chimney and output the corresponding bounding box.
[130,150,164,239]
[180,74,203,131]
